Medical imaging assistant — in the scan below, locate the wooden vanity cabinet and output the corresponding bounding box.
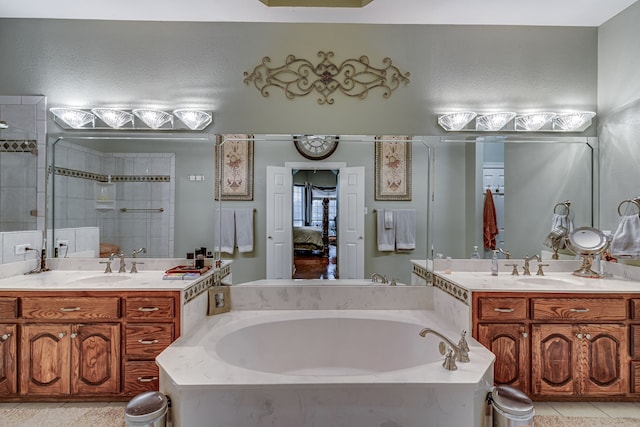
[0,290,180,401]
[473,292,635,400]
[0,297,18,395]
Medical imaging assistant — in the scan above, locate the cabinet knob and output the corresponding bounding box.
[576,333,583,339]
[0,333,11,342]
[58,332,66,338]
[522,332,528,338]
[585,333,591,340]
[70,333,78,339]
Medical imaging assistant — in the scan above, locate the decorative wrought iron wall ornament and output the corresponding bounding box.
[243,51,410,105]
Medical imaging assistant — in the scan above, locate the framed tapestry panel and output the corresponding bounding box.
[215,134,254,201]
[374,135,412,201]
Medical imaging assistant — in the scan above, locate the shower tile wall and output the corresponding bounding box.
[53,141,175,258]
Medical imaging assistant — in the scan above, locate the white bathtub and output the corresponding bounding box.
[157,309,495,427]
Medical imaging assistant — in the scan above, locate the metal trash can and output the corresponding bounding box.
[488,385,534,427]
[125,391,169,427]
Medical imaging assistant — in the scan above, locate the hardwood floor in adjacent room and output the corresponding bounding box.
[293,244,337,279]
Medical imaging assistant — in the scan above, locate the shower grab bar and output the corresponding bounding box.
[120,208,164,213]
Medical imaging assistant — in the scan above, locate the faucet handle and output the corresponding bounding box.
[458,330,470,353]
[536,263,549,276]
[99,260,113,273]
[504,263,519,276]
[130,261,144,273]
[390,277,397,286]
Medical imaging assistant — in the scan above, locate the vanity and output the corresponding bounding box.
[425,260,640,401]
[0,261,231,402]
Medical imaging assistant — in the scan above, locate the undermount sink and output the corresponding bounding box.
[72,275,133,284]
[517,276,583,286]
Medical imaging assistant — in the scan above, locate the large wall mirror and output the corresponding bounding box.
[46,132,598,282]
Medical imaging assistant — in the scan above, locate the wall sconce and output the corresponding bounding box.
[437,110,595,132]
[50,107,214,131]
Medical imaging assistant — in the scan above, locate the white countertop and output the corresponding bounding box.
[0,269,210,291]
[435,271,640,293]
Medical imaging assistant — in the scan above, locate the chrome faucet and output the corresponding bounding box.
[497,248,511,259]
[130,248,146,273]
[419,328,470,371]
[99,253,115,273]
[523,254,541,275]
[370,272,388,284]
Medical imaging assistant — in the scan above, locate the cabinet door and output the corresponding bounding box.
[72,323,121,395]
[580,324,628,396]
[478,323,529,393]
[531,324,579,397]
[0,324,17,394]
[20,324,72,396]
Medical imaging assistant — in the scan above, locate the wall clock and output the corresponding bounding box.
[293,135,339,160]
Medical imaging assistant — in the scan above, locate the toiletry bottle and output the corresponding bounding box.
[445,256,452,274]
[491,250,499,276]
[471,245,481,259]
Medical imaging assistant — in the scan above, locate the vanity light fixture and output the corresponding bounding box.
[91,108,133,129]
[437,112,477,131]
[476,112,516,131]
[173,109,212,131]
[514,112,556,131]
[437,110,594,132]
[552,111,596,131]
[50,108,96,129]
[0,120,8,129]
[50,107,214,131]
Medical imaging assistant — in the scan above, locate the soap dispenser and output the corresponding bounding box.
[491,250,499,276]
[471,245,481,259]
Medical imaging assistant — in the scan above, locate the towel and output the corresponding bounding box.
[384,210,394,229]
[235,208,254,253]
[376,209,395,251]
[551,213,574,249]
[483,189,498,250]
[395,209,416,251]
[610,215,640,257]
[213,208,235,254]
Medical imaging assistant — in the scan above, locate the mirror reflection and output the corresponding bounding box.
[48,135,430,285]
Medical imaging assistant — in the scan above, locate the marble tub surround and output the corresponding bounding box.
[157,309,495,427]
[230,279,434,310]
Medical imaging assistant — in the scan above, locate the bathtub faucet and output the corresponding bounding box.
[370,272,388,284]
[419,328,470,371]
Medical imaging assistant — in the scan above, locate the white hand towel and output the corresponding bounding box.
[213,208,235,255]
[610,215,640,257]
[377,209,395,252]
[395,209,416,251]
[384,210,394,229]
[551,214,573,249]
[235,208,254,253]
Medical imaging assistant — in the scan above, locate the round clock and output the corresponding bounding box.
[293,135,339,160]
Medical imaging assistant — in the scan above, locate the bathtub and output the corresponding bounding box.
[157,309,495,427]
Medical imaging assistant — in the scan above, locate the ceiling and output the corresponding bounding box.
[0,0,636,26]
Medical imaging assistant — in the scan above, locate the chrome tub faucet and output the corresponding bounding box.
[419,328,470,371]
[370,272,388,284]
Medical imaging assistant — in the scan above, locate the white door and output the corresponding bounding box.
[266,166,293,279]
[338,166,365,278]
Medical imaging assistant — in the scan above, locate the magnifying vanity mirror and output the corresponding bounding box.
[567,226,609,278]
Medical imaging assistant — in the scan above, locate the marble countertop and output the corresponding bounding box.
[435,271,640,293]
[0,269,212,291]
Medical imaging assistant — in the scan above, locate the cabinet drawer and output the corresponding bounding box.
[21,297,120,320]
[477,297,527,320]
[531,298,626,321]
[125,297,174,320]
[125,324,174,359]
[124,361,159,394]
[632,325,640,359]
[0,298,17,319]
[632,299,640,320]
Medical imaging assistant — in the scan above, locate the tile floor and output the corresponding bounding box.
[534,401,640,418]
[1,401,639,419]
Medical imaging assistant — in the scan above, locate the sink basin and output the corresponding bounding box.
[517,276,583,286]
[72,275,133,284]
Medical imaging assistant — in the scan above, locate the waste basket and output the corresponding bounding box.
[488,385,534,427]
[125,391,169,427]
